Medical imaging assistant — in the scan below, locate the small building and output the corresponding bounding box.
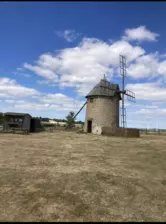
[30,118,43,132]
[84,77,121,133]
[4,112,32,132]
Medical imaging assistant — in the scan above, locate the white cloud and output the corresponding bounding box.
[55,29,81,42]
[38,93,84,112]
[36,79,57,86]
[13,67,32,78]
[16,67,24,72]
[0,77,39,98]
[123,26,159,42]
[126,52,166,80]
[158,60,166,77]
[2,91,85,118]
[24,63,58,81]
[4,99,26,104]
[127,53,159,79]
[0,77,84,115]
[142,105,159,109]
[124,101,159,109]
[135,108,166,118]
[159,53,166,58]
[13,71,32,78]
[126,81,166,101]
[24,37,144,96]
[23,74,31,78]
[122,101,166,129]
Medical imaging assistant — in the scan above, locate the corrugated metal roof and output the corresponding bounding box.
[86,79,121,99]
[5,112,32,117]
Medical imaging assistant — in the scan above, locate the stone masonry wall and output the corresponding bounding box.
[102,126,140,138]
[84,96,120,132]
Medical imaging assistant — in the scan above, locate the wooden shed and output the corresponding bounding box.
[4,112,32,132]
[30,118,43,132]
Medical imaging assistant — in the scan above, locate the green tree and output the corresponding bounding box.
[66,111,75,128]
[0,113,4,123]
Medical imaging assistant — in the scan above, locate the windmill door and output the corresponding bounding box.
[87,120,92,133]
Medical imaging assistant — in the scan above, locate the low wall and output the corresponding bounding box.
[102,127,140,138]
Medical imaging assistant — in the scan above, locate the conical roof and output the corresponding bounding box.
[86,78,121,99]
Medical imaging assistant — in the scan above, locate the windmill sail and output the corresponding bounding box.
[125,89,136,103]
[119,55,136,128]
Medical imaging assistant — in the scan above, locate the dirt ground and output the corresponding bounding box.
[0,130,166,222]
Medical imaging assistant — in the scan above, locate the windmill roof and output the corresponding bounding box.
[86,78,121,99]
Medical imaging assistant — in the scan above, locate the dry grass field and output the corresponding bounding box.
[0,130,166,221]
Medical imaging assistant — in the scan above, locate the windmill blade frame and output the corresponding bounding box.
[119,55,136,128]
[125,89,136,103]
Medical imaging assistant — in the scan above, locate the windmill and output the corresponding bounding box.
[66,55,136,129]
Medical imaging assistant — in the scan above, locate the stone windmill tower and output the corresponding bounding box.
[83,75,121,133]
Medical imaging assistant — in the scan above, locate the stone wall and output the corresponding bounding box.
[84,96,119,132]
[102,126,140,138]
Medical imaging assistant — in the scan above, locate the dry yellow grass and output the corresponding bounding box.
[0,131,166,221]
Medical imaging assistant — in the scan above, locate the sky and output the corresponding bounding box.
[1,2,166,129]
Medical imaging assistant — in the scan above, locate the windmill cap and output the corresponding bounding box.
[85,78,121,99]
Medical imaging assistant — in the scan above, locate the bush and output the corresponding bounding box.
[66,111,75,128]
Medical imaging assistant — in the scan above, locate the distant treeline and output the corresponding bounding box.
[0,113,84,124]
[0,113,6,122]
[33,117,84,124]
[140,128,166,132]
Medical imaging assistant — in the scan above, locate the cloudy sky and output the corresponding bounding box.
[1,2,166,128]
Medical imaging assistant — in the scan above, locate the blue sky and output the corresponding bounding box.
[1,2,166,128]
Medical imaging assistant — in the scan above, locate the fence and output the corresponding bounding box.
[140,128,166,135]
